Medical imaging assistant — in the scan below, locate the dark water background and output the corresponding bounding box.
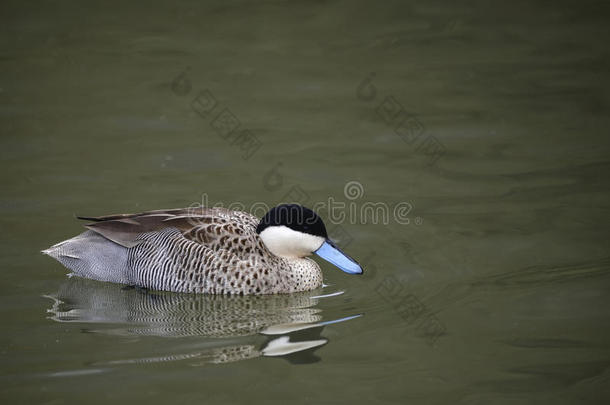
[1,1,609,403]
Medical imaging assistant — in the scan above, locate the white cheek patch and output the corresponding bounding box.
[259,226,325,258]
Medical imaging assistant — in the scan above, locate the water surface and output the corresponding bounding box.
[1,1,609,403]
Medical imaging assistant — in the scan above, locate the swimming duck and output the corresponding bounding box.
[43,204,363,295]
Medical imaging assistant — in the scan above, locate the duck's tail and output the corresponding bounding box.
[42,231,129,284]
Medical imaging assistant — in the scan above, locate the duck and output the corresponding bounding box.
[42,204,363,295]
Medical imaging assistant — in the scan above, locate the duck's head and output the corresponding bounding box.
[256,204,363,275]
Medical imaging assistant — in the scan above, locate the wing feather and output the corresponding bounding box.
[79,207,262,254]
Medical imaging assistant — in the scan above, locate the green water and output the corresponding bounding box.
[2,1,609,403]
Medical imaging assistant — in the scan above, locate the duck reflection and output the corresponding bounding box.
[45,277,360,365]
